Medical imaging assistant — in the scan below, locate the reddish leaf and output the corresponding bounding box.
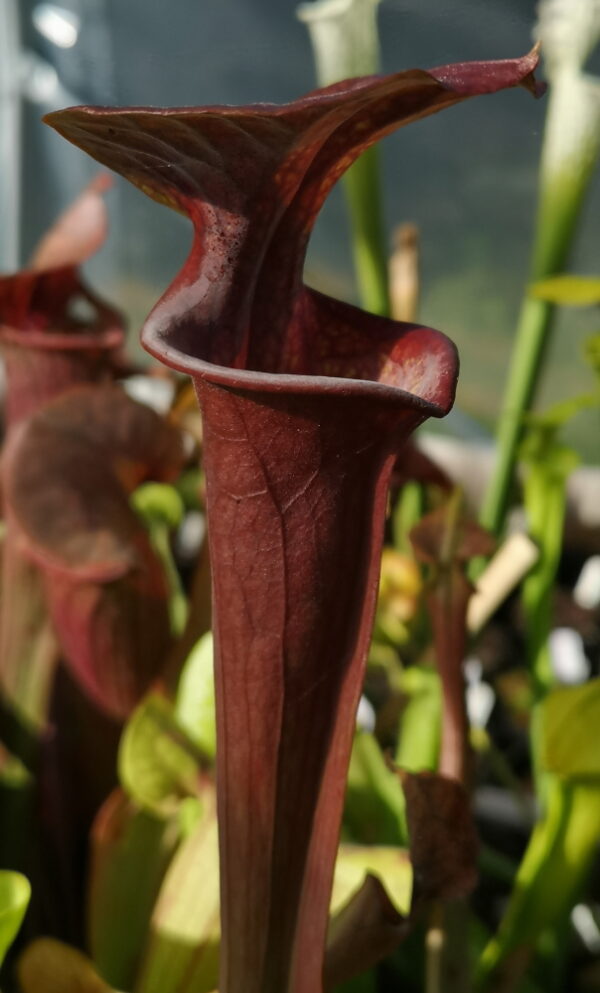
[45,52,540,993]
[391,440,452,490]
[29,173,113,271]
[324,770,478,986]
[410,501,495,566]
[0,177,124,428]
[400,769,479,902]
[2,385,185,718]
[410,500,494,782]
[199,377,449,993]
[325,874,409,990]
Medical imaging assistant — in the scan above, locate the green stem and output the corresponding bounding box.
[426,902,445,993]
[148,526,188,638]
[427,900,471,993]
[480,74,600,539]
[392,481,424,555]
[479,297,554,537]
[522,467,568,700]
[342,147,390,317]
[130,483,188,639]
[476,777,600,992]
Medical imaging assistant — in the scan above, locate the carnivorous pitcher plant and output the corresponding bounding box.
[46,50,542,993]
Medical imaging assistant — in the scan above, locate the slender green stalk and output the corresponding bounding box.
[479,673,600,990]
[479,297,554,537]
[297,0,390,316]
[476,777,600,992]
[481,60,600,537]
[342,147,390,315]
[131,483,188,637]
[521,441,577,699]
[426,903,445,993]
[426,901,471,993]
[148,526,189,638]
[393,480,425,555]
[345,730,407,844]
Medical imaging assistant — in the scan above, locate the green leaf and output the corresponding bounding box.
[88,789,183,990]
[118,693,204,816]
[529,274,600,306]
[137,810,412,993]
[522,392,599,438]
[476,776,600,990]
[174,632,217,760]
[18,938,113,993]
[131,482,185,531]
[584,332,600,377]
[0,742,32,789]
[135,789,220,993]
[520,434,580,697]
[395,667,442,772]
[480,66,600,538]
[540,679,600,780]
[344,731,406,844]
[0,870,30,967]
[332,845,412,918]
[131,483,189,637]
[0,543,59,735]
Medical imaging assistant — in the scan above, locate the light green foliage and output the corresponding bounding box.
[530,274,600,306]
[119,694,205,817]
[0,870,30,967]
[131,483,185,532]
[345,731,407,845]
[477,679,600,990]
[0,744,31,790]
[174,632,217,761]
[520,433,579,697]
[136,795,411,993]
[18,937,113,993]
[131,482,188,635]
[394,667,441,773]
[103,690,211,988]
[541,678,600,781]
[481,0,600,537]
[520,382,599,697]
[584,332,600,377]
[331,845,412,918]
[88,794,183,991]
[392,482,424,556]
[135,801,220,993]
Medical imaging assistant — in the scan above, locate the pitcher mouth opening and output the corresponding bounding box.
[143,328,457,417]
[141,294,458,420]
